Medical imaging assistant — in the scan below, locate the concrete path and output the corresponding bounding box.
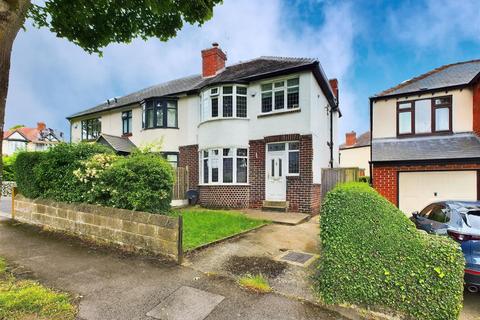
[243,209,310,225]
[0,219,345,320]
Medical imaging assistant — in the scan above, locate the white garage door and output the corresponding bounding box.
[399,171,477,215]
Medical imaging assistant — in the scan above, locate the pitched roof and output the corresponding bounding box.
[3,126,61,143]
[96,134,136,153]
[339,131,371,150]
[373,59,480,98]
[371,133,480,162]
[67,56,337,120]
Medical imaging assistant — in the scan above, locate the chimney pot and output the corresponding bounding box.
[201,43,227,78]
[37,122,46,132]
[345,131,356,146]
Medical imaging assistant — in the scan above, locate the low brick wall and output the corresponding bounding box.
[13,195,182,262]
[199,185,250,208]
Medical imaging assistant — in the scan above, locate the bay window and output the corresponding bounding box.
[142,98,178,129]
[122,110,132,135]
[397,96,452,136]
[201,85,248,121]
[81,118,101,141]
[261,77,300,113]
[201,147,249,184]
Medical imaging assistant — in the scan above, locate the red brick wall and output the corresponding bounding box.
[199,185,249,208]
[201,45,227,77]
[179,144,199,190]
[473,82,480,136]
[372,162,480,206]
[311,184,322,215]
[249,139,265,209]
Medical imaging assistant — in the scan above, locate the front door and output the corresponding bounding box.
[266,148,287,201]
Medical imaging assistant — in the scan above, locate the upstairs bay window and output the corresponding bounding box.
[201,147,248,184]
[142,98,178,129]
[201,85,248,121]
[81,118,101,141]
[261,77,299,113]
[397,96,452,136]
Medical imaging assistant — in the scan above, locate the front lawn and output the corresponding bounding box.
[0,258,76,320]
[174,208,267,250]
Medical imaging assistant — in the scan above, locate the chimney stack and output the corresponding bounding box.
[345,131,356,146]
[329,78,339,99]
[201,42,227,78]
[37,122,46,132]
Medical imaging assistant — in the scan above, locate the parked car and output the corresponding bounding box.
[410,201,480,293]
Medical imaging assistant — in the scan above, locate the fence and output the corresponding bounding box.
[321,167,363,198]
[172,167,189,200]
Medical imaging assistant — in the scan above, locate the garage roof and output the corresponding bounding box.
[372,133,480,162]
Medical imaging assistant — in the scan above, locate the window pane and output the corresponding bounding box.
[223,86,233,94]
[435,107,450,131]
[223,148,233,156]
[203,159,209,183]
[147,109,154,128]
[223,158,233,183]
[287,78,299,87]
[289,151,299,174]
[167,108,177,127]
[398,102,411,109]
[274,91,284,110]
[278,158,282,177]
[287,87,299,109]
[211,97,218,117]
[211,151,219,182]
[237,148,247,157]
[236,96,247,117]
[237,158,248,183]
[434,97,450,105]
[261,83,272,91]
[262,92,272,112]
[236,87,247,95]
[415,99,431,133]
[288,142,299,150]
[223,95,233,117]
[268,143,285,151]
[211,88,218,95]
[203,150,209,158]
[274,81,284,88]
[156,107,164,127]
[399,111,412,134]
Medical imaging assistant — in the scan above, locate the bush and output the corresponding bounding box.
[14,152,45,198]
[2,154,18,181]
[316,182,464,320]
[96,153,175,213]
[34,143,112,202]
[358,176,370,184]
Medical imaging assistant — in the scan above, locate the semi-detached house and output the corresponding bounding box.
[67,44,340,214]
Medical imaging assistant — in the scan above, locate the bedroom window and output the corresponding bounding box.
[200,147,249,184]
[397,95,451,136]
[81,118,101,141]
[201,85,248,121]
[143,99,178,129]
[122,110,132,135]
[261,77,300,114]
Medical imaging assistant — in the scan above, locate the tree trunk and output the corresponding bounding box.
[0,0,30,186]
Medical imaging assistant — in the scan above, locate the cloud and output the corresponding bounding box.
[7,0,359,139]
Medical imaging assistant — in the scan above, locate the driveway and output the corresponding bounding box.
[0,219,344,320]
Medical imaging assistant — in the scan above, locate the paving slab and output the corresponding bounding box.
[146,286,224,320]
[243,209,310,225]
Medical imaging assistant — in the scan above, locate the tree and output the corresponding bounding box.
[0,0,221,182]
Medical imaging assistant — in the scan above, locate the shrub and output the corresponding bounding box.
[96,153,175,213]
[358,176,370,184]
[14,152,45,198]
[316,182,464,320]
[2,154,18,181]
[34,143,112,202]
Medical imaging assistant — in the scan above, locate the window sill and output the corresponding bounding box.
[122,133,132,137]
[257,108,301,118]
[198,183,250,187]
[142,126,179,131]
[397,131,453,138]
[198,117,249,127]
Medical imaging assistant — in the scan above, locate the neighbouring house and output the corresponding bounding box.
[339,131,371,176]
[2,122,64,155]
[67,43,341,214]
[370,59,480,215]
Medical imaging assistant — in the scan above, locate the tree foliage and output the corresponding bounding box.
[27,0,223,54]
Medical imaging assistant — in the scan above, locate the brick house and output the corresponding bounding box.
[370,60,480,215]
[339,131,371,176]
[67,44,340,214]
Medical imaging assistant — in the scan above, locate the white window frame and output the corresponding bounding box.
[201,85,248,122]
[261,76,300,114]
[266,141,300,177]
[199,147,249,185]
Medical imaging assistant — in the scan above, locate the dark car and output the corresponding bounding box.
[411,201,480,293]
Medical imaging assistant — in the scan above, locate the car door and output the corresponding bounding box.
[425,204,450,235]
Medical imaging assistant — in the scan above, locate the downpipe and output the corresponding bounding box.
[466,285,479,293]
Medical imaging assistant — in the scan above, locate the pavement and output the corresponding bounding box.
[0,217,345,320]
[242,209,310,225]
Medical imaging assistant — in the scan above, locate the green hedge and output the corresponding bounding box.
[14,152,45,198]
[2,154,18,181]
[316,182,464,320]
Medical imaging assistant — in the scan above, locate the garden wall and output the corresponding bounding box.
[13,195,182,263]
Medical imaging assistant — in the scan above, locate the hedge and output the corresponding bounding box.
[13,152,45,198]
[2,154,18,181]
[315,182,464,320]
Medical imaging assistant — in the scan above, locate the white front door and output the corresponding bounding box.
[266,149,287,201]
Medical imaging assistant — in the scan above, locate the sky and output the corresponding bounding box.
[6,0,480,141]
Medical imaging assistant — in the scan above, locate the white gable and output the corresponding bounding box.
[7,132,28,141]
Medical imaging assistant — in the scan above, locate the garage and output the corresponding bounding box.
[398,171,478,215]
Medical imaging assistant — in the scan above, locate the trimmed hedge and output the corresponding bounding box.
[2,154,18,181]
[13,152,45,198]
[316,182,464,320]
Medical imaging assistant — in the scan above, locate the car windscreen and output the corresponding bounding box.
[466,210,480,229]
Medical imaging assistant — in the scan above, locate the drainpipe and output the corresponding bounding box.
[329,105,334,168]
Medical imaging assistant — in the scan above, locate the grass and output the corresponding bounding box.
[238,274,272,293]
[0,257,76,320]
[173,208,268,250]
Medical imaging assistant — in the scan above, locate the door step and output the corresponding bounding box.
[262,200,289,212]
